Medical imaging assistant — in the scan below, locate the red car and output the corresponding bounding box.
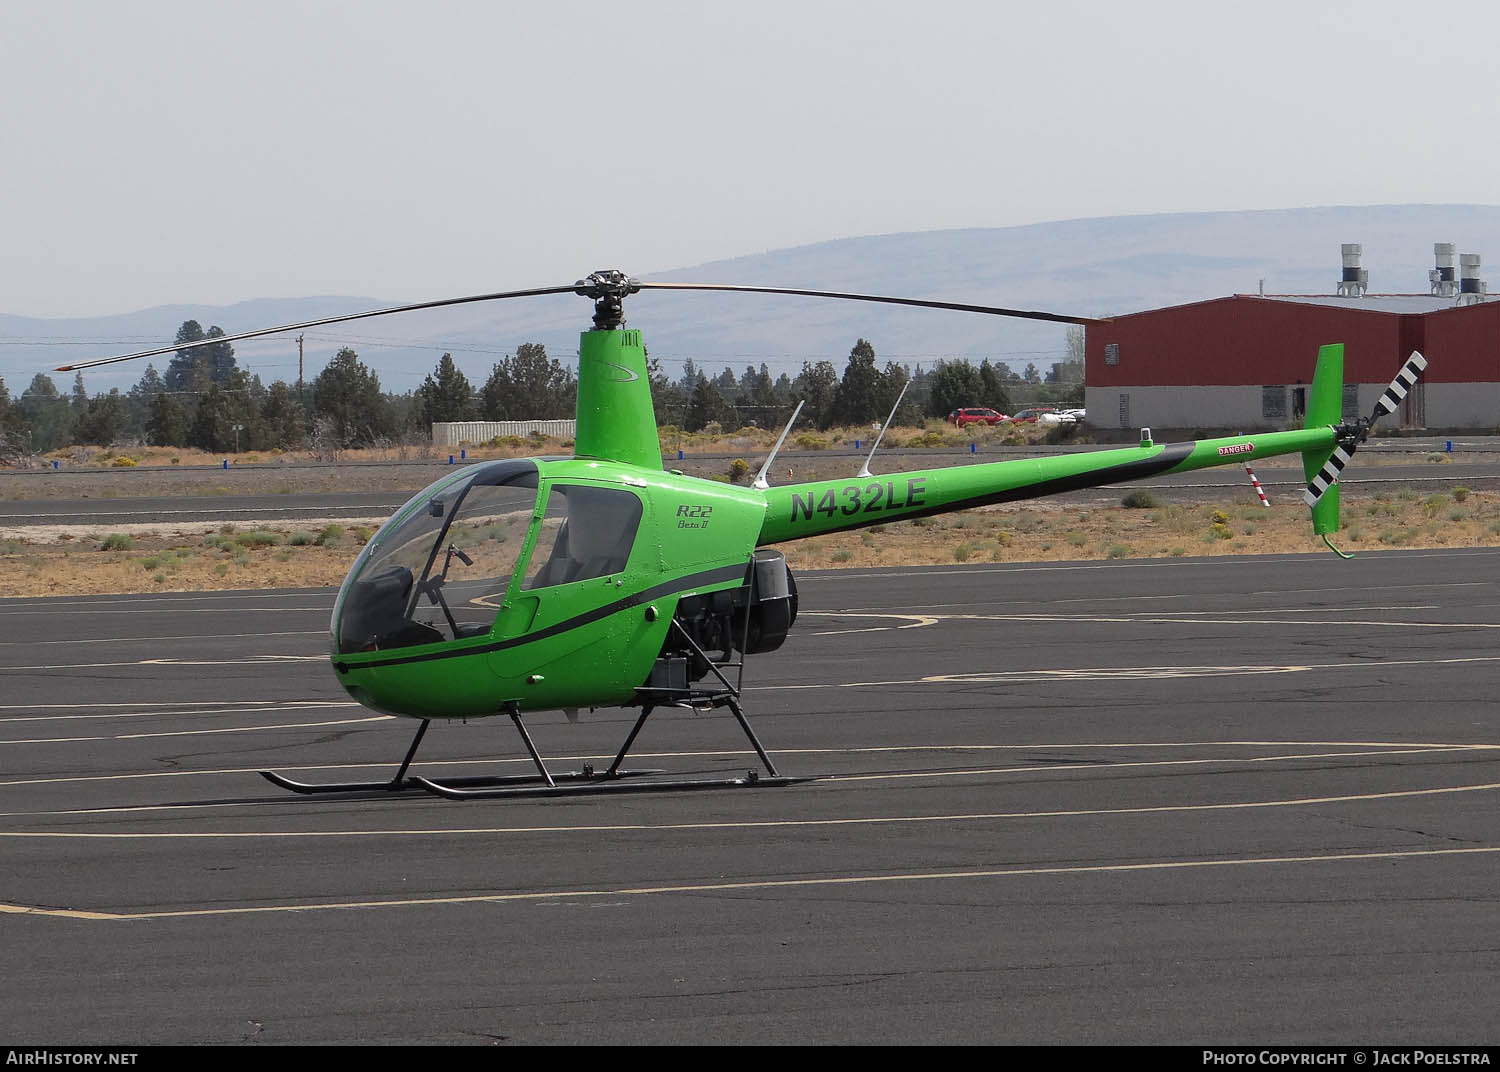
[948,407,1007,428]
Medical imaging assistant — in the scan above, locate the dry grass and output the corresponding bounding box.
[3,487,1496,598]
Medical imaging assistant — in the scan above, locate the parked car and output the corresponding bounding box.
[947,407,1007,428]
[1006,407,1062,424]
[1059,408,1086,423]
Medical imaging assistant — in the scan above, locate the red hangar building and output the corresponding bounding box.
[1084,244,1500,432]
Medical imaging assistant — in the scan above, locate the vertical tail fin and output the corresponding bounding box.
[1301,343,1344,536]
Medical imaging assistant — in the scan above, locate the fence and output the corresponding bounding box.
[430,420,577,447]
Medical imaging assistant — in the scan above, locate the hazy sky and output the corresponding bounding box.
[2,0,1496,319]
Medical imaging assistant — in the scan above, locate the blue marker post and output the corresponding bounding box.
[448,455,455,465]
[970,442,977,454]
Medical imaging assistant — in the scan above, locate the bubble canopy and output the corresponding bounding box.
[331,458,645,657]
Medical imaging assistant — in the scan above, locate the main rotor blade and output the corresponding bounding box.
[635,282,1102,326]
[1370,350,1428,423]
[54,284,581,373]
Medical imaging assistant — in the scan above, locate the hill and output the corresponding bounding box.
[5,204,1499,394]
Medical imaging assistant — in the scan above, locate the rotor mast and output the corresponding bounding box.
[571,271,661,469]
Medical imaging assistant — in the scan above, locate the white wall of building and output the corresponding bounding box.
[431,420,577,446]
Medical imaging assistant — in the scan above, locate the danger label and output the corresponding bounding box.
[1217,443,1254,456]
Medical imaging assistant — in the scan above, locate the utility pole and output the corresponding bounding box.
[296,334,305,397]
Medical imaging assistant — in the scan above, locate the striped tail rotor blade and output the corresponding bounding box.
[1303,444,1355,508]
[1371,351,1428,422]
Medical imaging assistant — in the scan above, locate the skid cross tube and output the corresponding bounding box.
[506,704,556,787]
[617,618,782,778]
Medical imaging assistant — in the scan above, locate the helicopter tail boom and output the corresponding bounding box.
[755,425,1340,546]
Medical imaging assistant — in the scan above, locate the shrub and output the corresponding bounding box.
[1121,489,1160,509]
[1453,487,1471,502]
[99,533,134,551]
[727,458,751,483]
[831,549,853,563]
[110,456,137,467]
[1107,544,1131,559]
[315,525,345,546]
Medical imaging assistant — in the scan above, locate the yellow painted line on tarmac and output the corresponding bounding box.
[943,612,1500,630]
[0,739,1490,794]
[824,746,1497,783]
[0,715,391,746]
[2,778,1497,837]
[0,701,358,725]
[5,845,1496,922]
[0,655,326,672]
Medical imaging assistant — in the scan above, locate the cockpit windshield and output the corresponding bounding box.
[333,459,540,655]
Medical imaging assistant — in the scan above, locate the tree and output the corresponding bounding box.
[978,359,1012,413]
[832,339,882,426]
[684,374,737,432]
[648,352,686,428]
[739,362,784,428]
[188,382,238,452]
[201,327,237,385]
[19,373,73,451]
[126,364,168,440]
[165,320,237,393]
[0,376,23,444]
[145,393,187,447]
[927,360,985,419]
[711,367,739,400]
[875,361,922,427]
[481,342,576,419]
[256,381,306,450]
[416,353,477,425]
[792,360,838,430]
[164,321,206,393]
[313,348,392,446]
[74,389,130,446]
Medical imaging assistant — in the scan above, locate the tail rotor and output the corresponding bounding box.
[1302,350,1428,509]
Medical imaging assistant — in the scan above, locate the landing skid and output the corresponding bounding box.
[258,766,665,796]
[259,652,802,800]
[414,769,804,800]
[260,717,434,795]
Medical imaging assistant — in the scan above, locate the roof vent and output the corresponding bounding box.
[1430,243,1458,298]
[1458,254,1487,306]
[1336,243,1368,297]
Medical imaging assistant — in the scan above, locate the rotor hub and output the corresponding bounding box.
[574,269,641,330]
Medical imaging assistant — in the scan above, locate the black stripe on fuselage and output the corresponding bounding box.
[333,562,748,673]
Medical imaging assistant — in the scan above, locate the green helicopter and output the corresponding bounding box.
[59,270,1425,798]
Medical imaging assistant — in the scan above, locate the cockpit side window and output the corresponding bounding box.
[523,483,643,590]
